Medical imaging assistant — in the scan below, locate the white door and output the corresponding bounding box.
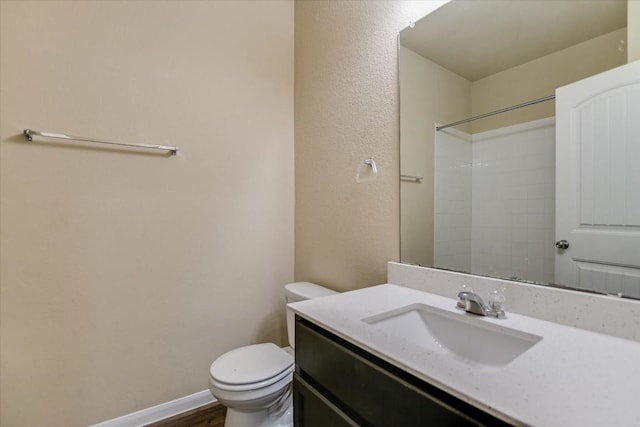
[555,60,640,298]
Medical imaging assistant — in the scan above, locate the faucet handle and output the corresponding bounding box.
[488,288,506,312]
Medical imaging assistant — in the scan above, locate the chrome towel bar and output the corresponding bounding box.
[401,174,423,182]
[23,129,179,156]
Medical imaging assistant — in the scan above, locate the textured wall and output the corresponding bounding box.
[294,0,446,291]
[0,2,293,426]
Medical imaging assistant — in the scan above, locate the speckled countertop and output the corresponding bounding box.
[289,284,640,426]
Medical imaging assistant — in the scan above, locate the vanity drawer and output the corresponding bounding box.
[294,317,511,427]
[293,374,359,427]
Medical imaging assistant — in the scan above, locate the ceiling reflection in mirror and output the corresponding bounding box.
[399,0,640,299]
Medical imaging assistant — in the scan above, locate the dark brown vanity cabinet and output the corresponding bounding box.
[293,316,513,427]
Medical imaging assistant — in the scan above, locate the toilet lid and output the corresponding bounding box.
[209,343,294,385]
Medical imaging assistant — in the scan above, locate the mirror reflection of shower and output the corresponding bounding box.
[399,0,629,292]
[434,116,555,284]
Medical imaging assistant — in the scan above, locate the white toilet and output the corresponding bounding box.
[208,282,337,427]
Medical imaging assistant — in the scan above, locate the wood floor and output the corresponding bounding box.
[145,402,227,427]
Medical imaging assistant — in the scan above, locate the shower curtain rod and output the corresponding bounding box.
[435,94,555,131]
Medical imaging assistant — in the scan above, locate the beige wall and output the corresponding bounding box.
[399,47,470,267]
[0,1,293,426]
[471,28,627,133]
[630,0,640,61]
[294,0,446,291]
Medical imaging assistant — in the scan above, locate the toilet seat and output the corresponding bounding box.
[210,364,294,392]
[209,343,294,392]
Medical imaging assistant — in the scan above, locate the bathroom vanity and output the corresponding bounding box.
[290,284,640,426]
[294,316,510,426]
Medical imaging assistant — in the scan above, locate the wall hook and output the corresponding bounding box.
[356,158,378,183]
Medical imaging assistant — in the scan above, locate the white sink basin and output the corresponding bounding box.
[362,303,542,367]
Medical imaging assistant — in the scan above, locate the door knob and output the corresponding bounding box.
[555,240,570,250]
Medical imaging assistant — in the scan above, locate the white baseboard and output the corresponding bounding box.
[90,390,216,427]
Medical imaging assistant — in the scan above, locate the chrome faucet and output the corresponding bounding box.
[457,290,506,319]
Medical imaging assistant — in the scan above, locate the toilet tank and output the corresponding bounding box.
[285,282,337,349]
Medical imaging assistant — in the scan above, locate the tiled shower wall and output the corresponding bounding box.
[434,129,472,272]
[471,118,556,283]
[435,118,556,283]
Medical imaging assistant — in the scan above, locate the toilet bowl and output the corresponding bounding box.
[208,282,337,427]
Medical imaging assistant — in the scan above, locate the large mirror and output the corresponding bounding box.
[399,0,640,299]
